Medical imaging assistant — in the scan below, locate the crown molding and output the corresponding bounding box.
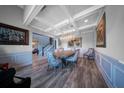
[74,5,105,19]
[23,5,44,26]
[57,23,96,36]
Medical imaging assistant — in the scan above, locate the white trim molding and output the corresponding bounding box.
[74,5,105,20]
[23,5,44,25]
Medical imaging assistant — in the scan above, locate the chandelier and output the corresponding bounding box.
[60,32,81,42]
[60,34,74,41]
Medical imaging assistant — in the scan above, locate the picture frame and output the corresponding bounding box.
[68,37,82,47]
[0,23,29,45]
[96,12,106,47]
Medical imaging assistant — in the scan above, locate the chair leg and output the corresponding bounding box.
[72,63,75,68]
[47,65,50,71]
[62,63,64,69]
[47,65,53,71]
[75,62,77,68]
[53,66,59,75]
[68,62,71,68]
[66,61,70,68]
[70,63,73,70]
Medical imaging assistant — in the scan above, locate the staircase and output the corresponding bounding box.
[38,44,55,57]
[44,45,55,56]
[38,46,43,56]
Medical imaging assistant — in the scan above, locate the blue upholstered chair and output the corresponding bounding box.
[83,48,95,60]
[47,52,62,71]
[65,51,79,66]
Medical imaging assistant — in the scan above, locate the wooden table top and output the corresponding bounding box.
[54,49,75,58]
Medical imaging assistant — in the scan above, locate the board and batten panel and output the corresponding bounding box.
[95,51,124,88]
[0,52,32,69]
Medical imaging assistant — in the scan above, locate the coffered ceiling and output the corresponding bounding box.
[20,5,105,37]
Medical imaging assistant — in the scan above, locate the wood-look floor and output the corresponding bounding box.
[16,56,107,88]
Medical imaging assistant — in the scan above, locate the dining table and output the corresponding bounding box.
[53,48,75,67]
[53,48,75,58]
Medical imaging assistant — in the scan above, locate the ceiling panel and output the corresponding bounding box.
[58,23,74,32]
[36,5,68,26]
[75,12,99,28]
[48,29,56,34]
[29,5,103,37]
[31,19,50,30]
[65,5,93,17]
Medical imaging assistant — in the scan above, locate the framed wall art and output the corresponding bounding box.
[68,37,82,47]
[96,13,106,47]
[0,23,29,45]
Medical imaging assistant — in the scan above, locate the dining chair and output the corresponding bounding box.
[47,52,62,72]
[64,51,78,68]
[83,48,95,60]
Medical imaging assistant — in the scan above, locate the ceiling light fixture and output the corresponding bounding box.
[84,19,88,23]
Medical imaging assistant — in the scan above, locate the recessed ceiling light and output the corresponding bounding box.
[84,19,88,23]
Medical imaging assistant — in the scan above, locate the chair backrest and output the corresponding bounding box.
[71,51,78,62]
[75,51,78,59]
[47,52,59,67]
[85,48,93,55]
[87,48,95,57]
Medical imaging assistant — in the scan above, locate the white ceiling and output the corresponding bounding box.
[65,5,93,17]
[75,12,99,28]
[20,5,105,37]
[36,5,68,26]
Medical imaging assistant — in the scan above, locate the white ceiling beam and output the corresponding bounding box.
[78,23,96,30]
[73,5,105,19]
[75,9,100,21]
[57,23,96,36]
[59,5,79,31]
[54,19,69,28]
[23,5,44,26]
